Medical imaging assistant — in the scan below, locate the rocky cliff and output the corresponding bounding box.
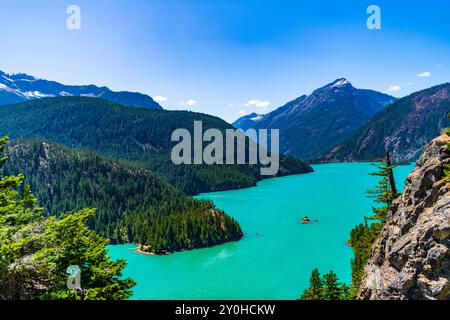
[358,135,450,300]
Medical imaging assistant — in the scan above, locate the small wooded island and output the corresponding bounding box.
[300,216,318,224]
[137,207,244,255]
[300,216,312,224]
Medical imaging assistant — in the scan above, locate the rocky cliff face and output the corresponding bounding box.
[358,135,450,300]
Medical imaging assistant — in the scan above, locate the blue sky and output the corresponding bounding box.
[0,0,449,122]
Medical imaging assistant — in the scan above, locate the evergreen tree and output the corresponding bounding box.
[366,152,398,223]
[299,268,323,300]
[339,283,350,300]
[444,113,450,179]
[0,136,135,300]
[0,137,44,299]
[299,268,349,300]
[322,271,342,300]
[349,152,398,295]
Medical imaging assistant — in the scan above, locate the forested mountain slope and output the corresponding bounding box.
[0,97,313,195]
[4,140,243,254]
[321,83,450,163]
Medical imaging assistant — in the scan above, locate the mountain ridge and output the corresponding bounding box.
[233,79,395,160]
[0,70,163,110]
[321,83,450,163]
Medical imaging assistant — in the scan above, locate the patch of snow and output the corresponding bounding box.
[11,73,38,81]
[2,75,14,83]
[16,78,37,82]
[80,93,100,98]
[250,115,264,121]
[0,84,22,96]
[22,91,55,98]
[332,79,350,88]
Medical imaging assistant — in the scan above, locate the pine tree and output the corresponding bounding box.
[299,268,350,300]
[0,136,135,300]
[322,271,342,300]
[348,152,398,296]
[0,137,44,299]
[444,113,450,179]
[340,283,350,300]
[366,152,398,223]
[300,268,323,300]
[36,209,136,300]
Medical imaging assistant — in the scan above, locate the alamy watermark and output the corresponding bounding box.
[63,4,381,31]
[367,5,381,30]
[66,265,82,292]
[66,5,81,30]
[171,121,280,176]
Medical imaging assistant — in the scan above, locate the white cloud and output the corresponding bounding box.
[435,64,443,68]
[182,99,198,107]
[388,85,401,93]
[406,82,413,86]
[228,103,235,107]
[238,109,246,115]
[154,95,167,103]
[245,99,271,109]
[417,71,432,78]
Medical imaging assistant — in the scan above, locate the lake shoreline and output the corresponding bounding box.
[108,163,415,300]
[135,245,158,256]
[133,236,244,257]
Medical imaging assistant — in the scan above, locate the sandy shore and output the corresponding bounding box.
[135,245,158,256]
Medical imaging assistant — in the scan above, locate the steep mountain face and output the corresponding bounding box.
[233,79,395,160]
[0,96,313,195]
[358,135,450,300]
[322,83,450,164]
[4,140,243,253]
[0,70,162,109]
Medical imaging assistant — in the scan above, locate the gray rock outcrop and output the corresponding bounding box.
[358,135,450,300]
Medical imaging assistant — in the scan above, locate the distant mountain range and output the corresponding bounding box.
[3,70,448,165]
[0,70,163,109]
[233,79,395,160]
[321,83,450,163]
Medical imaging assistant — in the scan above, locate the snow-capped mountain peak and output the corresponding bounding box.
[0,70,163,110]
[331,78,351,88]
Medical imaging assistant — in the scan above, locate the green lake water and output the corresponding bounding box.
[108,163,415,300]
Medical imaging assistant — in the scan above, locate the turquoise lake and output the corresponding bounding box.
[108,163,415,300]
